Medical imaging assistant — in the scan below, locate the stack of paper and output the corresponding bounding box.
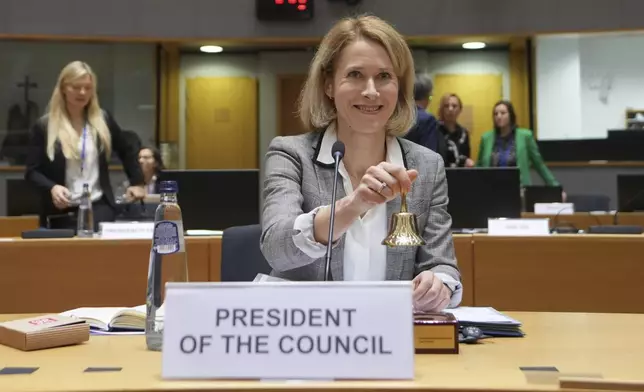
[444,307,524,337]
[253,273,291,282]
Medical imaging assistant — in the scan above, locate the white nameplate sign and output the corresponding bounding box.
[161,281,414,380]
[99,222,154,239]
[488,218,550,236]
[534,202,575,215]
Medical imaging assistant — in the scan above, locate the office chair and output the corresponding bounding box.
[220,224,271,282]
[567,194,610,212]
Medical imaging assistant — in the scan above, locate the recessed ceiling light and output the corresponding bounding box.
[200,45,223,53]
[462,42,486,50]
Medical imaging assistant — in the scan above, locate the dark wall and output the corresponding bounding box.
[0,0,641,40]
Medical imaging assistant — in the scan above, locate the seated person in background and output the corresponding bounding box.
[260,15,462,313]
[115,146,164,201]
[24,61,145,230]
[138,146,164,194]
[114,146,164,219]
[477,100,563,195]
[404,74,447,159]
[437,93,473,168]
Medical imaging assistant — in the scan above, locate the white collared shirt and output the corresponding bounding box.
[146,175,157,195]
[326,129,401,281]
[291,127,462,307]
[65,127,103,204]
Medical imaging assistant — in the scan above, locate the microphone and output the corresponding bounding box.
[588,189,644,234]
[324,140,345,282]
[613,188,644,226]
[140,198,147,213]
[551,205,578,234]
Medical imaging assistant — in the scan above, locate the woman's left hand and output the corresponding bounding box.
[412,271,451,313]
[125,185,146,201]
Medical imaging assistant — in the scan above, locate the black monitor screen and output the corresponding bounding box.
[160,170,260,231]
[7,179,41,217]
[445,167,522,230]
[523,185,563,212]
[617,175,644,212]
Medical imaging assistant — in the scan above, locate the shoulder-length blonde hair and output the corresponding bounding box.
[298,14,416,136]
[437,93,463,121]
[46,61,111,161]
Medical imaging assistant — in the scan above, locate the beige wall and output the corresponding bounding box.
[178,49,512,177]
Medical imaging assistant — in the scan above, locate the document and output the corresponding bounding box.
[444,307,522,325]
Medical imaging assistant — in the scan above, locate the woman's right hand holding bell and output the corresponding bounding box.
[349,162,418,214]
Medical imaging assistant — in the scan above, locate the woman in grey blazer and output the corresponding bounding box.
[260,15,462,313]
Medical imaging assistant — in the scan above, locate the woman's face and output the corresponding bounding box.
[441,96,462,123]
[326,38,399,136]
[138,148,156,177]
[494,104,511,129]
[63,74,93,111]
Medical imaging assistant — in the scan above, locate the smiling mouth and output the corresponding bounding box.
[354,105,383,114]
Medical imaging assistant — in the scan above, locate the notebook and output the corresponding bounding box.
[60,305,163,333]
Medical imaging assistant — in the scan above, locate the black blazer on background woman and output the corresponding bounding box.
[24,110,144,225]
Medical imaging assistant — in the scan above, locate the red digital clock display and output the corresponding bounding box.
[256,0,314,21]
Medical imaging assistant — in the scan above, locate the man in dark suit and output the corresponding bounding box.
[404,75,446,159]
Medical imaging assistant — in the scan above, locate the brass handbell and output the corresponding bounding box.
[382,191,426,247]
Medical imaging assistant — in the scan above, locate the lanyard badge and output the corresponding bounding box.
[80,125,88,176]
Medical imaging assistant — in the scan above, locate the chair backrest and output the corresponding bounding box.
[221,224,271,282]
[7,179,41,217]
[567,194,611,212]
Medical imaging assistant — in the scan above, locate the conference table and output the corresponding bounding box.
[1,233,643,314]
[521,212,644,231]
[2,213,643,239]
[1,312,642,392]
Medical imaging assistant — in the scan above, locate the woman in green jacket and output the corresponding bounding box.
[477,100,560,188]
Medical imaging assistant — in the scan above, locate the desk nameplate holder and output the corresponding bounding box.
[251,274,459,355]
[161,281,416,380]
[534,202,575,215]
[413,312,459,354]
[488,218,550,236]
[99,222,154,239]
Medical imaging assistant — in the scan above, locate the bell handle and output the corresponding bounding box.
[400,191,408,213]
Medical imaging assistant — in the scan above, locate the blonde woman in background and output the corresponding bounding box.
[260,15,462,312]
[25,61,145,230]
[437,93,473,168]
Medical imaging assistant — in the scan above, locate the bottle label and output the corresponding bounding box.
[152,220,185,254]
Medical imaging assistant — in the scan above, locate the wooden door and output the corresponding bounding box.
[428,74,503,162]
[278,74,308,136]
[185,77,258,169]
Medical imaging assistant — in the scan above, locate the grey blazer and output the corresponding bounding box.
[260,130,460,284]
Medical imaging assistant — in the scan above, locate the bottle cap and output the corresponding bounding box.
[159,180,178,194]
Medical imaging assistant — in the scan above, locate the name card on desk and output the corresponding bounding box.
[161,282,414,380]
[99,222,154,239]
[488,218,550,236]
[534,202,575,215]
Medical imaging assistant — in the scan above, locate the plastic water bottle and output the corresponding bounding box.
[76,183,94,238]
[145,180,189,351]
